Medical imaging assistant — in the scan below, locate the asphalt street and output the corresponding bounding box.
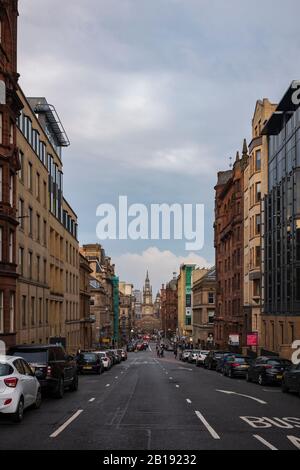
[0,345,299,450]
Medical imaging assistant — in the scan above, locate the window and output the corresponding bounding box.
[0,113,2,144]
[22,295,27,327]
[255,246,261,267]
[36,173,40,200]
[19,151,24,181]
[37,255,40,282]
[28,207,33,236]
[19,199,24,229]
[36,214,40,241]
[28,162,33,191]
[255,150,261,171]
[0,226,2,261]
[31,297,35,326]
[9,122,14,145]
[208,310,215,324]
[43,220,47,246]
[0,291,3,333]
[29,251,33,279]
[0,166,2,201]
[253,279,260,297]
[208,292,214,304]
[255,214,261,235]
[19,247,24,276]
[9,231,13,263]
[9,293,14,333]
[9,174,13,206]
[255,182,261,202]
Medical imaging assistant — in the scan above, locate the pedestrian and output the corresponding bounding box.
[174,348,178,360]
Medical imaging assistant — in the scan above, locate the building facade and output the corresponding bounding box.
[79,253,93,351]
[133,289,142,321]
[177,264,195,340]
[214,143,248,350]
[192,267,216,348]
[80,244,116,345]
[15,91,79,352]
[160,274,178,338]
[0,0,22,349]
[243,99,277,353]
[119,281,134,343]
[262,81,300,358]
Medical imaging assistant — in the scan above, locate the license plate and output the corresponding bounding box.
[84,366,93,370]
[276,375,283,380]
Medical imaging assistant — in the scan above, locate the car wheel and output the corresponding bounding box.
[70,374,79,392]
[229,369,234,379]
[54,378,65,399]
[258,374,265,386]
[34,388,42,409]
[11,397,24,423]
[246,372,252,382]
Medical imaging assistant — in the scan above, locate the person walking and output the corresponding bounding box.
[174,347,178,360]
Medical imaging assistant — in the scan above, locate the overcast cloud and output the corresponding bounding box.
[18,0,300,292]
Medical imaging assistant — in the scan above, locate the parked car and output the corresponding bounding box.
[216,353,237,373]
[110,350,121,364]
[247,356,292,386]
[188,350,201,364]
[223,355,252,378]
[181,350,192,362]
[0,356,42,422]
[94,351,112,370]
[196,351,209,367]
[77,352,103,375]
[119,349,127,361]
[282,363,300,396]
[127,343,134,352]
[204,351,230,371]
[106,350,115,365]
[8,345,78,398]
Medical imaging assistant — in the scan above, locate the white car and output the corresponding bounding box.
[94,351,112,370]
[181,350,192,361]
[0,356,41,422]
[196,350,210,367]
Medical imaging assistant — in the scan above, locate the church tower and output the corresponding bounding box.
[0,0,22,348]
[142,270,154,316]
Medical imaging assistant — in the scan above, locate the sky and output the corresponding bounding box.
[18,0,300,293]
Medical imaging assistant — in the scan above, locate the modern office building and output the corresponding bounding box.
[262,81,300,357]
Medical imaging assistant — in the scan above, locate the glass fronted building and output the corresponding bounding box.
[262,81,300,353]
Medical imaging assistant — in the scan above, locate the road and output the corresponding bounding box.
[0,345,299,450]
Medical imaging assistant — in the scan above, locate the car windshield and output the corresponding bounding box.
[0,363,13,376]
[10,350,47,363]
[267,359,292,367]
[83,354,97,361]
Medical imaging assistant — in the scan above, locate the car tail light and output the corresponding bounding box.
[47,366,52,377]
[4,377,18,388]
[232,363,240,367]
[263,365,273,369]
[4,399,12,405]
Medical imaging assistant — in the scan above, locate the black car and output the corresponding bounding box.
[216,353,236,373]
[247,356,292,386]
[223,356,252,378]
[282,363,300,396]
[77,352,103,375]
[8,345,78,398]
[204,351,231,371]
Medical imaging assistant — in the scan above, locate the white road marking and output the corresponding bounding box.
[186,399,192,404]
[178,367,193,372]
[149,345,152,352]
[253,435,278,450]
[216,389,267,405]
[195,411,220,440]
[287,435,300,450]
[115,376,118,379]
[169,377,173,380]
[176,385,180,388]
[89,398,95,403]
[106,384,110,387]
[50,410,83,438]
